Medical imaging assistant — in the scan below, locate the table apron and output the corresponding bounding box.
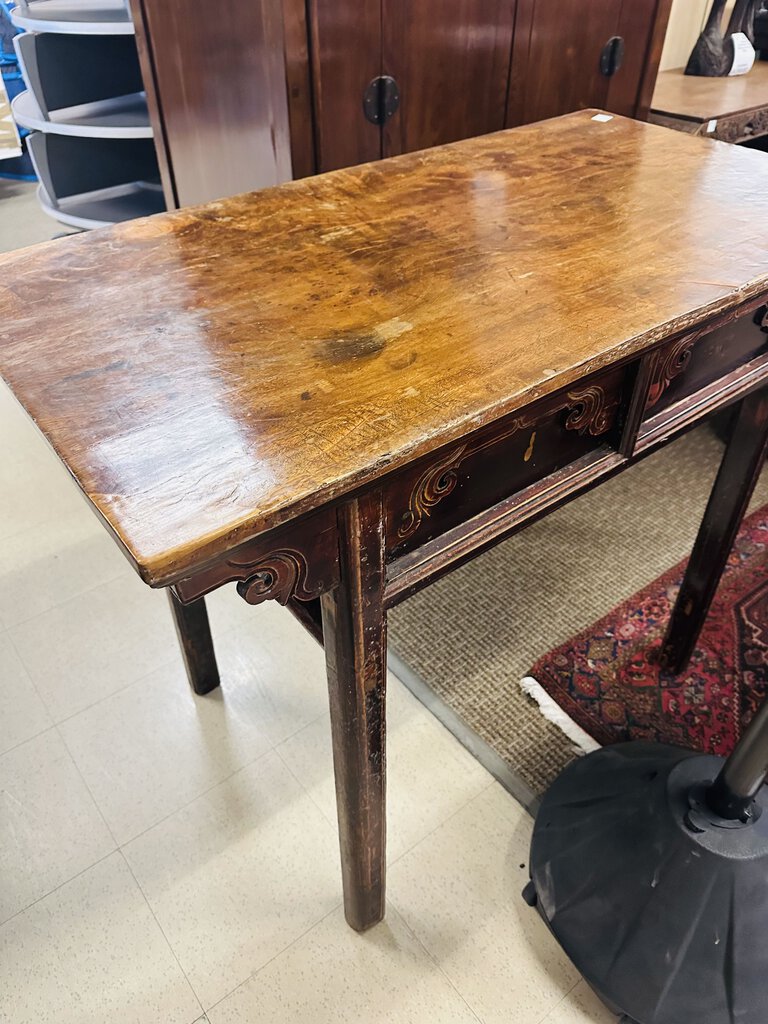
[171,297,768,632]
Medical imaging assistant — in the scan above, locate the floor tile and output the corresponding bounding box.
[208,906,480,1024]
[540,981,618,1024]
[0,451,89,547]
[205,601,331,745]
[123,750,341,1009]
[0,511,129,629]
[278,677,492,861]
[204,583,267,636]
[0,852,201,1024]
[0,382,92,543]
[389,783,580,1024]
[0,629,52,755]
[8,575,179,722]
[60,657,275,845]
[0,729,116,924]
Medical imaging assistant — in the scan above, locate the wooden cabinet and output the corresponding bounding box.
[381,0,517,159]
[508,0,670,126]
[308,0,517,171]
[132,0,672,207]
[130,0,293,207]
[308,0,381,172]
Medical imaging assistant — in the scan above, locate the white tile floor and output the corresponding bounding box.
[0,193,613,1021]
[0,379,615,1024]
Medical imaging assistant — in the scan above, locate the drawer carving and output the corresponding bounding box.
[386,367,626,557]
[646,335,695,409]
[398,444,469,540]
[644,310,768,419]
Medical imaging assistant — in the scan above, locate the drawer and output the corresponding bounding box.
[384,363,629,559]
[643,309,768,420]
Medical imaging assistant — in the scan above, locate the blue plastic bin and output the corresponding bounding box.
[0,2,36,180]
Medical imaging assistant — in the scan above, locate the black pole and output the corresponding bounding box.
[707,699,768,819]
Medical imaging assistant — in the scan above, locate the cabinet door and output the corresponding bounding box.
[605,0,663,117]
[308,0,381,172]
[508,0,622,126]
[507,0,666,127]
[382,0,517,158]
[132,0,293,208]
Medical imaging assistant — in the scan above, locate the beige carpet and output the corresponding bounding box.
[389,423,768,799]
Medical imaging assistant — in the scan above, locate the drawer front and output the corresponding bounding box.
[644,309,768,419]
[384,364,628,558]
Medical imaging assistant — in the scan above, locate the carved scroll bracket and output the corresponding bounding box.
[397,410,547,539]
[230,549,313,606]
[172,509,340,607]
[646,335,695,409]
[398,444,468,539]
[564,385,619,437]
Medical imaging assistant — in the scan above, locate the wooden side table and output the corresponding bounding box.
[3,111,768,933]
[650,63,768,144]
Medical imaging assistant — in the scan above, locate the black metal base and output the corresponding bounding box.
[527,742,768,1024]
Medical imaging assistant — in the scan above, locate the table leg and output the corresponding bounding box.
[661,389,768,674]
[167,590,221,695]
[320,492,387,931]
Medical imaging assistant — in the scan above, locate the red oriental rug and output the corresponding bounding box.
[527,504,768,756]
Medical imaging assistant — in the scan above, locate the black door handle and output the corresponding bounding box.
[363,76,400,125]
[600,36,625,77]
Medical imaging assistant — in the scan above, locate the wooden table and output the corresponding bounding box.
[650,63,768,144]
[2,111,768,932]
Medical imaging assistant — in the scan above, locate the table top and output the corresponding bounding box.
[2,110,768,586]
[652,64,768,122]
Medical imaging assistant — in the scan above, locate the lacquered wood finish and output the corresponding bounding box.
[606,0,660,117]
[643,311,768,418]
[510,0,620,124]
[308,0,381,172]
[281,0,316,180]
[653,63,768,121]
[133,0,293,207]
[3,110,768,933]
[384,363,628,558]
[635,0,674,120]
[381,0,516,157]
[167,590,220,695]
[171,508,339,605]
[127,0,176,206]
[661,389,768,672]
[650,64,768,144]
[3,113,768,588]
[320,491,387,931]
[507,0,671,126]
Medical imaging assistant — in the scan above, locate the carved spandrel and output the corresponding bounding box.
[231,550,313,605]
[172,510,339,606]
[398,445,468,539]
[564,385,619,437]
[713,109,768,145]
[647,335,696,409]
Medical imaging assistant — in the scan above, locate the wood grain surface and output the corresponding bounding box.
[2,111,768,586]
[308,0,382,171]
[652,63,768,122]
[131,0,294,207]
[381,0,516,157]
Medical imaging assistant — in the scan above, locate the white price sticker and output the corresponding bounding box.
[729,32,756,76]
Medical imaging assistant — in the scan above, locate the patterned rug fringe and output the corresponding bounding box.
[519,676,601,755]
